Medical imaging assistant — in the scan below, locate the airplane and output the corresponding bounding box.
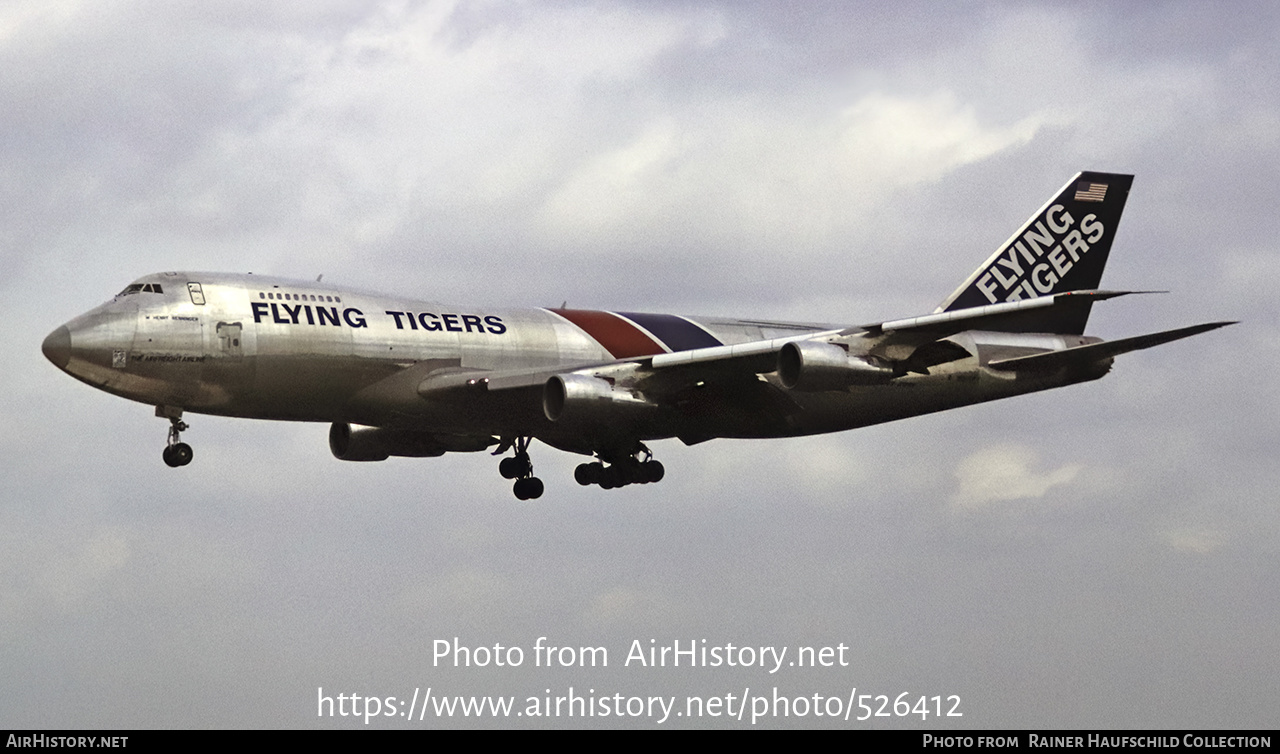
[42,171,1233,499]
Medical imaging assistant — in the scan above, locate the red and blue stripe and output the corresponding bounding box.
[549,309,723,359]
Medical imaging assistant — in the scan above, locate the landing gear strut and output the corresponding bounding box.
[157,406,193,468]
[574,443,664,490]
[496,436,543,500]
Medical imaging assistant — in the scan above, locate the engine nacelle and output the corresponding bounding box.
[329,423,493,461]
[777,341,894,391]
[543,374,657,424]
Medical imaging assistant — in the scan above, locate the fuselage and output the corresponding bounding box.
[43,271,1105,454]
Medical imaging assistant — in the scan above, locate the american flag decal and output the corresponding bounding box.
[1074,181,1108,202]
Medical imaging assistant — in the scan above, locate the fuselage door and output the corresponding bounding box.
[216,321,243,359]
[187,282,206,305]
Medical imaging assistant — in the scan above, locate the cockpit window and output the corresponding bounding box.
[118,283,165,296]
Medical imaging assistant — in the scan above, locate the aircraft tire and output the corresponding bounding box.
[643,460,664,483]
[575,463,601,486]
[164,443,193,468]
[500,457,521,479]
[601,465,627,489]
[513,477,544,500]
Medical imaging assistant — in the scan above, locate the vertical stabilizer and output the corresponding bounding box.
[935,172,1134,327]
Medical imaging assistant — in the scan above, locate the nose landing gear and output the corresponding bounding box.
[496,436,543,500]
[157,406,193,468]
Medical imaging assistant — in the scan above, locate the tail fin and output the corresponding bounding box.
[935,171,1134,332]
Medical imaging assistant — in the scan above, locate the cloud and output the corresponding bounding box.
[1162,528,1227,555]
[0,524,131,625]
[838,91,1042,187]
[951,443,1082,510]
[583,587,670,628]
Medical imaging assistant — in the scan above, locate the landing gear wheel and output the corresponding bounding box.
[500,456,531,479]
[600,464,627,489]
[159,408,193,468]
[513,477,544,500]
[575,462,602,486]
[581,443,665,490]
[501,437,544,499]
[163,442,193,467]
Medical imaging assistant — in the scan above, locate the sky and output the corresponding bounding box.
[2,0,1278,729]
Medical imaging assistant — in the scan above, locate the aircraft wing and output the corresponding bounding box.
[417,291,1178,399]
[416,330,846,399]
[643,290,1153,378]
[413,299,1233,442]
[417,362,603,395]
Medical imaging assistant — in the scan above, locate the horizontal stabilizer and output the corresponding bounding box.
[988,321,1237,372]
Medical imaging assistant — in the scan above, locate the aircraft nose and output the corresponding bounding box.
[43,325,72,370]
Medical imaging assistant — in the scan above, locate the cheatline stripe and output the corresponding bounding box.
[547,309,726,359]
[547,309,666,359]
[616,312,724,352]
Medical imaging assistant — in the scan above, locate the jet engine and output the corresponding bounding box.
[542,374,657,424]
[777,341,894,391]
[328,423,494,461]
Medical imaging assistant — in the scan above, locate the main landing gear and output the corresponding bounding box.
[494,438,667,498]
[574,443,664,490]
[157,406,193,468]
[496,436,543,500]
